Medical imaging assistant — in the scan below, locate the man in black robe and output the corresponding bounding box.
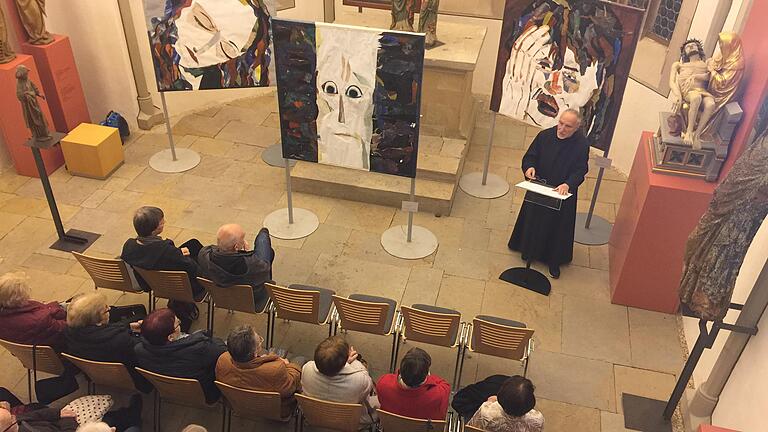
[508,109,590,279]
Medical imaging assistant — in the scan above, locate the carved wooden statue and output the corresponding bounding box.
[390,0,415,32]
[16,65,51,141]
[14,0,53,45]
[0,5,16,63]
[418,0,439,47]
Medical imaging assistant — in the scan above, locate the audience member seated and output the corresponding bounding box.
[0,272,67,350]
[0,403,78,432]
[64,292,151,392]
[135,308,226,403]
[215,325,301,418]
[466,375,544,432]
[121,206,204,330]
[300,336,379,426]
[376,347,450,420]
[198,225,274,309]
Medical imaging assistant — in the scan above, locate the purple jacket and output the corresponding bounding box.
[0,301,67,349]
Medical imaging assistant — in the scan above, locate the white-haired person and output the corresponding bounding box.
[0,272,67,350]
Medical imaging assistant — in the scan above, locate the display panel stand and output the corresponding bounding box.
[459,113,510,199]
[263,160,319,239]
[381,178,438,260]
[149,92,200,173]
[575,151,613,245]
[27,135,100,252]
[261,143,296,168]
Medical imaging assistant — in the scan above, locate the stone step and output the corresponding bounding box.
[291,162,457,216]
[415,135,468,183]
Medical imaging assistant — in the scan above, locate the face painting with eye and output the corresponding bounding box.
[315,25,380,170]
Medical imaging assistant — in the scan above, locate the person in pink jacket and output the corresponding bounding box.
[0,272,67,350]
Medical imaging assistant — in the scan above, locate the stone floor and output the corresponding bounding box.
[0,89,686,431]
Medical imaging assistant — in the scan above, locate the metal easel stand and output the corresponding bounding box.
[459,113,510,199]
[381,177,439,260]
[149,92,201,173]
[261,143,296,168]
[26,136,100,252]
[262,160,319,240]
[575,150,613,246]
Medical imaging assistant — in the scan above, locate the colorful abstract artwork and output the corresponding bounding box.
[143,0,272,91]
[273,19,425,177]
[489,0,643,151]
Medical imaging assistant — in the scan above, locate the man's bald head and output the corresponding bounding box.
[0,407,17,432]
[557,109,582,139]
[217,224,246,252]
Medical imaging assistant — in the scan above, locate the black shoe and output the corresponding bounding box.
[548,264,560,279]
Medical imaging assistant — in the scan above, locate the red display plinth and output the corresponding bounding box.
[0,55,64,177]
[21,35,90,132]
[609,132,717,313]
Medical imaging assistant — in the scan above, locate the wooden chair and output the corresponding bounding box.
[463,425,487,431]
[457,315,535,389]
[399,304,467,388]
[264,283,336,346]
[197,277,273,343]
[377,409,448,431]
[136,367,222,432]
[134,268,212,331]
[72,252,150,310]
[332,294,400,372]
[295,393,369,432]
[60,353,138,394]
[215,381,292,431]
[0,339,64,402]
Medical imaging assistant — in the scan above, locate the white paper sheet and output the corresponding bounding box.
[515,181,572,200]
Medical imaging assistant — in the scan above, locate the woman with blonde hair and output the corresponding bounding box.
[0,271,67,349]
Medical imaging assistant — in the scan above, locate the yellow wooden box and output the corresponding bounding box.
[61,123,124,179]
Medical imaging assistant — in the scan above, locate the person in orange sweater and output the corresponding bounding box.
[215,325,301,418]
[376,347,450,420]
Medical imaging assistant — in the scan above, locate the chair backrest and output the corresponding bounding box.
[134,268,195,303]
[400,306,461,347]
[377,409,448,432]
[469,317,535,361]
[198,278,257,313]
[332,295,392,335]
[215,381,286,422]
[136,367,210,407]
[0,339,64,376]
[72,252,137,293]
[61,353,137,392]
[295,393,363,432]
[264,283,320,324]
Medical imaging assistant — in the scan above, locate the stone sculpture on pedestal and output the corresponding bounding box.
[418,0,440,47]
[13,0,53,45]
[390,0,416,31]
[16,64,51,141]
[0,5,16,63]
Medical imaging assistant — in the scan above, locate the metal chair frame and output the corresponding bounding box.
[134,268,213,332]
[72,252,151,311]
[264,283,337,347]
[197,277,273,345]
[0,339,65,403]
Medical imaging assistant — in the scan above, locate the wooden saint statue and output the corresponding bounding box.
[14,0,53,45]
[391,0,415,32]
[0,5,16,63]
[418,0,439,47]
[16,65,51,141]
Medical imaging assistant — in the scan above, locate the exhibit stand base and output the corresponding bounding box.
[261,143,296,168]
[149,148,200,173]
[381,225,438,260]
[574,213,613,246]
[620,394,673,432]
[499,265,551,296]
[50,229,100,253]
[459,172,509,199]
[263,208,319,240]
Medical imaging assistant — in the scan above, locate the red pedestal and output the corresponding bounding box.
[698,425,739,432]
[609,132,717,313]
[0,55,64,177]
[21,35,90,133]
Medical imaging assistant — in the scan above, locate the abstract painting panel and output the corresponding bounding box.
[143,0,272,91]
[273,19,424,177]
[489,0,643,151]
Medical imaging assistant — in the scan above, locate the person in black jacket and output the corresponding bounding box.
[197,224,274,310]
[64,292,151,393]
[0,403,77,432]
[134,308,227,403]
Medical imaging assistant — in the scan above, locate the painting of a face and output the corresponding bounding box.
[315,26,379,170]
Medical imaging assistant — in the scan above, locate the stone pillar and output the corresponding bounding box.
[703,0,732,55]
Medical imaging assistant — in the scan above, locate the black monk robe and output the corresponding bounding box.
[508,127,589,266]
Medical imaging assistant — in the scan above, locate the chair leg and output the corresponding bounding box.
[455,346,466,391]
[452,344,463,390]
[523,357,529,378]
[27,369,32,403]
[147,291,153,313]
[269,307,276,349]
[389,333,398,373]
[208,300,214,335]
[265,309,272,349]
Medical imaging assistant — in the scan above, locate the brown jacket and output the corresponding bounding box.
[216,352,302,418]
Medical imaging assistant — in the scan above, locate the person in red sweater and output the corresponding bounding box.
[376,347,450,420]
[0,272,67,350]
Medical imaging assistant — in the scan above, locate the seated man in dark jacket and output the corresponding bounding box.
[134,308,227,403]
[64,292,151,392]
[197,224,274,309]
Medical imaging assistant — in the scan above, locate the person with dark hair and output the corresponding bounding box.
[466,375,544,432]
[134,309,226,403]
[120,206,205,331]
[375,348,450,420]
[215,325,301,418]
[300,336,379,426]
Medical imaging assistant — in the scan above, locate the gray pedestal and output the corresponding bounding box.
[574,213,613,246]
